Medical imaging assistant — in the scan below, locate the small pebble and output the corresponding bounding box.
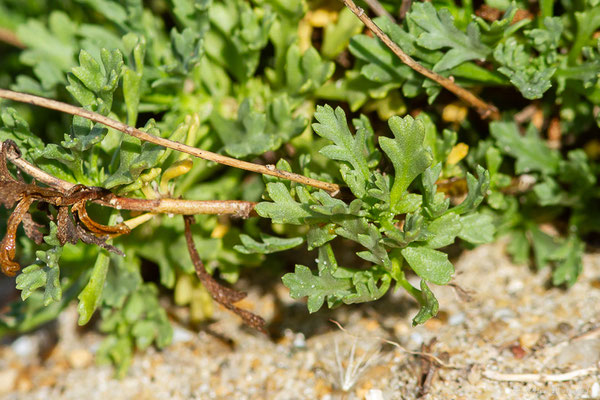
[0,369,18,394]
[171,326,195,344]
[67,348,93,369]
[557,322,573,335]
[410,332,423,346]
[449,312,465,326]
[466,365,481,385]
[11,336,37,358]
[590,381,600,398]
[393,322,409,337]
[292,332,306,348]
[16,373,33,392]
[518,332,540,349]
[424,318,443,331]
[510,344,526,359]
[365,388,384,400]
[493,308,515,320]
[507,279,524,293]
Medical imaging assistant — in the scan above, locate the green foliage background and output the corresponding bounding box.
[0,0,598,375]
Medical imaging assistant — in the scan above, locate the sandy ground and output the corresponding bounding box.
[0,241,599,399]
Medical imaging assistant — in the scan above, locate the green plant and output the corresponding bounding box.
[0,0,598,376]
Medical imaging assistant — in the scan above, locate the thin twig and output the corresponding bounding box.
[6,146,74,193]
[399,0,412,20]
[514,103,539,124]
[1,141,258,217]
[570,325,600,342]
[418,338,438,399]
[482,367,598,382]
[0,28,24,49]
[101,197,257,217]
[341,0,500,120]
[448,282,475,302]
[0,89,341,195]
[363,0,395,21]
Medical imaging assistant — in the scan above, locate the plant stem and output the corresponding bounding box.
[399,0,412,20]
[539,0,553,22]
[567,8,600,65]
[0,89,341,195]
[99,197,257,217]
[363,0,395,21]
[1,141,258,217]
[341,0,500,120]
[0,28,24,48]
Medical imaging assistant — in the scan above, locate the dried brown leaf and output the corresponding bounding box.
[75,224,125,257]
[1,197,34,276]
[0,140,131,276]
[57,206,78,245]
[21,213,44,245]
[72,200,131,237]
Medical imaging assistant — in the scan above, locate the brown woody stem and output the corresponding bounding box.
[99,197,257,218]
[341,0,500,120]
[184,215,266,332]
[0,89,341,195]
[363,0,395,21]
[0,141,257,217]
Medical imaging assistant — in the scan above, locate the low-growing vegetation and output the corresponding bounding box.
[0,0,598,375]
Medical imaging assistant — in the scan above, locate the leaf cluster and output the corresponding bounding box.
[250,105,493,325]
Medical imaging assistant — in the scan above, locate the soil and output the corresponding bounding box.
[0,241,599,400]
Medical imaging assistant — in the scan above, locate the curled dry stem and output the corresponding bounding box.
[0,140,131,275]
[0,197,34,276]
[0,140,257,276]
[341,0,500,120]
[1,141,258,217]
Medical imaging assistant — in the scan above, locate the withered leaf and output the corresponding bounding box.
[1,197,34,276]
[57,206,78,245]
[0,140,24,208]
[0,140,130,276]
[75,224,125,257]
[72,200,131,236]
[21,213,44,245]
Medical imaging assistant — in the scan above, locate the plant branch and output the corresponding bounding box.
[1,141,257,217]
[100,197,257,217]
[0,89,341,195]
[399,0,412,20]
[341,0,500,120]
[0,28,24,49]
[363,0,395,21]
[184,215,266,332]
